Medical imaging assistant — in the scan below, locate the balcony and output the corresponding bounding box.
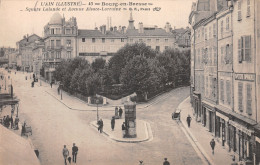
[66,46,73,50]
[43,58,62,63]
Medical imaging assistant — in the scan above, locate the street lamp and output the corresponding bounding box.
[96,99,99,123]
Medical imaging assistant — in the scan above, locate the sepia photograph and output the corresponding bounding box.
[0,0,260,164]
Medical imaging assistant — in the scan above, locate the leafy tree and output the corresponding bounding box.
[91,58,106,72]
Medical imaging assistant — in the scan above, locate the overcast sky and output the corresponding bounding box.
[0,0,194,47]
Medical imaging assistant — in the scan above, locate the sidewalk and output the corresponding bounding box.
[177,97,237,165]
[90,119,153,143]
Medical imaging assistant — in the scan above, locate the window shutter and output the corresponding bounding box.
[247,0,251,17]
[245,35,251,62]
[221,80,224,103]
[238,82,243,112]
[226,81,231,105]
[238,1,242,21]
[246,84,252,115]
[238,39,242,63]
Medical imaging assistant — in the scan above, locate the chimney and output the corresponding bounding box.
[138,22,143,33]
[95,27,98,30]
[118,26,122,32]
[110,27,113,31]
[101,25,106,34]
[114,26,117,32]
[165,22,170,33]
[122,26,126,34]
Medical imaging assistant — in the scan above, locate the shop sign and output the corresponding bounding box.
[234,73,255,82]
[229,120,253,136]
[216,111,229,121]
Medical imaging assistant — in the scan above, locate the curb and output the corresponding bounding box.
[177,97,213,165]
[90,120,152,143]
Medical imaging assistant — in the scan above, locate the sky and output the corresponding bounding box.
[0,0,194,48]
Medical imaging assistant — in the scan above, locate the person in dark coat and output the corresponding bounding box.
[119,107,123,118]
[210,139,216,154]
[5,115,10,128]
[10,116,13,129]
[186,114,192,127]
[98,119,103,133]
[72,143,78,163]
[14,116,19,129]
[163,158,170,165]
[111,117,115,131]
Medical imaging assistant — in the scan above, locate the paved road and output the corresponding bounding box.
[10,70,203,165]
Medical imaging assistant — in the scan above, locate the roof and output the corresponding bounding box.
[0,125,40,165]
[78,29,126,38]
[126,28,174,37]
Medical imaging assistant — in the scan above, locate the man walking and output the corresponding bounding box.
[210,139,216,154]
[111,116,115,131]
[186,114,192,127]
[163,158,170,165]
[72,143,78,163]
[119,107,123,118]
[62,145,69,165]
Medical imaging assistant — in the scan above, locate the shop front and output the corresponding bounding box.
[229,120,254,163]
[215,111,229,148]
[202,100,216,134]
[253,124,260,165]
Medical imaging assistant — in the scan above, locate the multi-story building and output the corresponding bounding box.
[172,27,191,51]
[32,39,45,75]
[189,0,260,164]
[16,34,41,72]
[43,13,78,82]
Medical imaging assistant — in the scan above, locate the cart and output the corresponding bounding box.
[172,108,181,120]
[21,125,32,136]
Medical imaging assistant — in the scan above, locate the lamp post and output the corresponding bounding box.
[60,84,63,100]
[96,99,99,123]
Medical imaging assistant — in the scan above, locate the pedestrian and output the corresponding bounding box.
[31,81,34,87]
[50,81,53,88]
[210,139,216,154]
[122,122,126,137]
[14,116,19,130]
[5,115,10,128]
[163,158,170,165]
[119,107,123,118]
[72,143,78,163]
[2,116,6,126]
[10,116,13,129]
[111,116,115,131]
[62,145,69,165]
[99,119,103,133]
[186,114,192,127]
[231,155,238,165]
[115,106,119,117]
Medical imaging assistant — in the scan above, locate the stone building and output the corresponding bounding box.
[43,13,78,82]
[189,0,260,164]
[32,39,45,76]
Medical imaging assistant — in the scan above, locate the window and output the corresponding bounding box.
[238,1,242,21]
[209,47,212,64]
[238,82,243,112]
[204,48,208,64]
[51,40,54,48]
[209,27,212,39]
[66,29,71,34]
[214,47,217,65]
[221,46,224,64]
[226,80,231,105]
[66,40,71,47]
[165,39,168,42]
[220,80,224,103]
[92,38,95,43]
[238,36,251,63]
[226,17,230,30]
[56,40,61,47]
[56,28,61,34]
[205,76,208,97]
[221,20,224,36]
[156,39,159,43]
[147,39,151,42]
[225,44,230,64]
[121,38,124,42]
[156,46,160,52]
[51,28,54,34]
[67,51,71,58]
[205,28,207,40]
[51,52,54,59]
[247,0,251,17]
[102,38,105,43]
[56,51,61,59]
[82,38,85,42]
[246,83,252,115]
[213,23,217,37]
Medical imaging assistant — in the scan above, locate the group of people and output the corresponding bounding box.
[62,143,78,165]
[115,106,123,118]
[1,115,19,129]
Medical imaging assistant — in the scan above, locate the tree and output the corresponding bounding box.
[91,58,106,72]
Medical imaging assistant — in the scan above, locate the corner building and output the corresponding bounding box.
[189,0,260,164]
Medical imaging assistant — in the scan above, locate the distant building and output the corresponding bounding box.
[16,34,41,72]
[32,39,45,76]
[172,27,191,51]
[43,13,78,82]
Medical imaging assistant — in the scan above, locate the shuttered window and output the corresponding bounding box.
[244,36,251,61]
[206,76,208,97]
[246,84,252,115]
[238,82,243,112]
[226,80,231,105]
[214,47,217,65]
[238,38,242,63]
[220,80,224,103]
[238,1,242,21]
[221,46,224,64]
[247,0,251,17]
[213,23,217,37]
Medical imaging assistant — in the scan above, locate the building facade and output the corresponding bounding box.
[189,0,260,164]
[43,13,78,82]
